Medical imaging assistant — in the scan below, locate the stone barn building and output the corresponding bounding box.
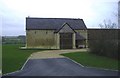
[26,17,87,49]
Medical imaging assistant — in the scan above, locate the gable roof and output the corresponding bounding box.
[26,17,87,30]
[54,23,76,33]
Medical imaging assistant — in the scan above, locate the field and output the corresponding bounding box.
[61,52,119,70]
[2,44,44,74]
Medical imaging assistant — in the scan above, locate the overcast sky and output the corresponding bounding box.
[0,0,118,36]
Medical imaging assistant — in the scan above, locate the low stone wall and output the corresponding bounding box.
[87,29,119,59]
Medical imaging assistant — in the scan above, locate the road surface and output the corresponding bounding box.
[4,58,118,76]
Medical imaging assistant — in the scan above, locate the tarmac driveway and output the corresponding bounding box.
[5,58,118,76]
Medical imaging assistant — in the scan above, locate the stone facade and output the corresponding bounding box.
[26,29,87,49]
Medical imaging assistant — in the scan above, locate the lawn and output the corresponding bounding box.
[2,44,44,74]
[61,52,118,70]
[0,45,1,71]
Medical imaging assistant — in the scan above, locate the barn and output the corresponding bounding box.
[26,17,87,49]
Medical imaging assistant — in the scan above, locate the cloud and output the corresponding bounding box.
[1,0,118,35]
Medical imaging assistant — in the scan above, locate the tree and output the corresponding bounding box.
[99,20,117,29]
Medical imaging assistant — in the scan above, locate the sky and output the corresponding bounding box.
[0,0,118,36]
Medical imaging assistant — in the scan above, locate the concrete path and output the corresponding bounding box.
[4,58,118,76]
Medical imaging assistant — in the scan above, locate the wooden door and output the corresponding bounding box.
[60,33,73,49]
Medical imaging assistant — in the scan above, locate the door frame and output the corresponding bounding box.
[59,33,73,49]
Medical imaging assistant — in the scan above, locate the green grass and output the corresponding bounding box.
[2,44,44,74]
[61,52,119,70]
[0,45,2,70]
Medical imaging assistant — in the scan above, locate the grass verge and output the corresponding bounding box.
[2,44,44,74]
[61,52,118,70]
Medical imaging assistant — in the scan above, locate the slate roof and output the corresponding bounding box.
[26,17,87,30]
[76,33,86,40]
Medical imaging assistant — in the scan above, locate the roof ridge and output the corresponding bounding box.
[26,17,82,20]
